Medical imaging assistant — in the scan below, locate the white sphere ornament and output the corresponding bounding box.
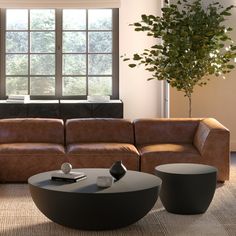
[61,163,72,174]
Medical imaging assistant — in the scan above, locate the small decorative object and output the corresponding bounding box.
[96,176,114,188]
[7,94,30,103]
[109,160,127,180]
[87,95,110,103]
[51,163,86,182]
[61,162,72,174]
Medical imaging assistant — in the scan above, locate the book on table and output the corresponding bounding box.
[7,95,30,103]
[51,171,86,182]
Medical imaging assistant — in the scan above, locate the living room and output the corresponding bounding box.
[0,0,236,235]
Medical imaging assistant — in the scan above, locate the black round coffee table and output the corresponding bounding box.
[155,163,217,214]
[28,169,161,230]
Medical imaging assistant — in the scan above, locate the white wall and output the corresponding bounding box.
[119,0,163,120]
[169,0,236,150]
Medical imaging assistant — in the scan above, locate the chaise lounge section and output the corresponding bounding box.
[134,118,230,182]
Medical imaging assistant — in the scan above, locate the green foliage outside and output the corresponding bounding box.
[6,9,112,97]
[123,0,236,117]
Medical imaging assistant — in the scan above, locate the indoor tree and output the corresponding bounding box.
[123,0,236,117]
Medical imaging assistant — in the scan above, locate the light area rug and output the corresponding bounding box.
[0,166,236,236]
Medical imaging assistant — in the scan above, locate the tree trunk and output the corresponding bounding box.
[188,94,192,118]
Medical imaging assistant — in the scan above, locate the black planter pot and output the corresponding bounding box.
[109,160,127,180]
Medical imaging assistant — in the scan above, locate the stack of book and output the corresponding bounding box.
[51,171,87,182]
[87,95,110,103]
[6,95,30,103]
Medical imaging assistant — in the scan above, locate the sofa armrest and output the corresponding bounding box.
[193,118,230,181]
[194,118,230,156]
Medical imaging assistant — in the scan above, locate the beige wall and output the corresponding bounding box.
[170,0,236,150]
[119,0,163,120]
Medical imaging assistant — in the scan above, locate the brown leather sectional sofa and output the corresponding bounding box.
[0,117,229,182]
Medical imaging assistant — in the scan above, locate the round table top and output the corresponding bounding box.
[155,163,217,175]
[28,168,161,194]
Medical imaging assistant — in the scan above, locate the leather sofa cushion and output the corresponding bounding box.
[138,143,201,174]
[138,143,200,157]
[67,143,140,171]
[67,143,139,156]
[66,118,135,144]
[134,118,201,145]
[0,118,64,144]
[0,143,65,154]
[0,154,66,182]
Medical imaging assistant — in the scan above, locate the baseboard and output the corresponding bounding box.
[230,141,236,151]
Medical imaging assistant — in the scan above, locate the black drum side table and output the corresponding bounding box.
[155,163,217,214]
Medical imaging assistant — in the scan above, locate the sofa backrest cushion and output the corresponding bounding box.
[0,118,64,144]
[66,118,134,144]
[134,118,201,145]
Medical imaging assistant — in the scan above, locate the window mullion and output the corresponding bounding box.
[112,8,119,99]
[86,9,89,97]
[55,9,62,98]
[28,9,30,96]
[0,9,6,99]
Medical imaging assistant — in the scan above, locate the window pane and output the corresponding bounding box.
[63,54,86,75]
[63,77,86,95]
[6,32,28,53]
[88,9,112,30]
[6,10,28,30]
[63,10,86,30]
[63,32,86,53]
[30,10,55,30]
[6,55,28,75]
[31,32,55,53]
[30,77,55,95]
[6,77,28,95]
[30,55,55,75]
[88,32,112,53]
[88,54,112,75]
[88,77,112,95]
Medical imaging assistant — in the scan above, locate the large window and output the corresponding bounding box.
[0,8,119,99]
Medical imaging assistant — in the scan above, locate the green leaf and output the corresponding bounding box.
[226,64,235,69]
[151,45,163,49]
[219,43,225,48]
[230,46,236,50]
[123,58,130,61]
[128,64,137,68]
[134,22,142,27]
[133,54,142,60]
[225,5,234,11]
[220,11,231,16]
[141,14,148,21]
[148,15,156,20]
[146,58,153,63]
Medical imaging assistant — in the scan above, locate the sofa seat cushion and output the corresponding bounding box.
[67,143,139,156]
[67,143,140,171]
[138,143,202,174]
[139,143,200,156]
[0,143,65,154]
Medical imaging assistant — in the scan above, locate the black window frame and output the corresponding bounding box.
[0,8,119,100]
